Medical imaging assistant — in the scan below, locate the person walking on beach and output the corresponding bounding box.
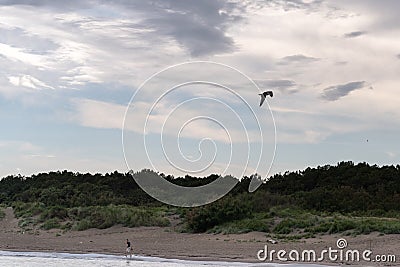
[125,239,133,258]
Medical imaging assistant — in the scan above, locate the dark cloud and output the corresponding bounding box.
[0,0,241,57]
[263,79,296,88]
[125,0,241,56]
[144,13,236,57]
[321,81,366,101]
[344,31,367,38]
[278,54,320,65]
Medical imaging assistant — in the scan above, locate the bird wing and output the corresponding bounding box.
[259,94,266,106]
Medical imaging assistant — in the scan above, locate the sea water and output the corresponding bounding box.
[0,251,333,267]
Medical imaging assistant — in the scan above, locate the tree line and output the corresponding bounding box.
[1,161,400,232]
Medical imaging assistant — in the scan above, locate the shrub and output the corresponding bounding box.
[12,202,45,218]
[185,195,252,233]
[39,206,68,221]
[41,218,61,230]
[210,216,271,234]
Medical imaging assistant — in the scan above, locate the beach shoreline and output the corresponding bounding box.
[1,228,399,266]
[1,207,400,266]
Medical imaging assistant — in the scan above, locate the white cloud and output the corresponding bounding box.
[0,42,49,67]
[72,98,127,130]
[72,97,272,145]
[8,74,54,89]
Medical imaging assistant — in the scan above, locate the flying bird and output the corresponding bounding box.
[259,91,273,106]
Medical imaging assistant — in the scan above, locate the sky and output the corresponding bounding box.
[0,0,399,179]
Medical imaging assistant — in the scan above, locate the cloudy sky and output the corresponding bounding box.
[1,0,399,179]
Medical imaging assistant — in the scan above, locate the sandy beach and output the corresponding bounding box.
[1,207,399,266]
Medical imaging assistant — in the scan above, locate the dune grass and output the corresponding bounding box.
[191,205,400,237]
[271,207,400,237]
[12,202,170,231]
[208,216,272,234]
[70,205,170,230]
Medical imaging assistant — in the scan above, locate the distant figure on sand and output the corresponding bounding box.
[125,239,133,258]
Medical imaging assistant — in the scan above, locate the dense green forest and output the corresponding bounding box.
[1,161,400,237]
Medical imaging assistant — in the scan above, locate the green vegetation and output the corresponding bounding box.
[208,213,272,234]
[199,206,400,237]
[185,195,252,232]
[181,162,400,234]
[12,201,169,231]
[0,207,5,220]
[268,207,400,236]
[1,161,400,237]
[70,205,170,230]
